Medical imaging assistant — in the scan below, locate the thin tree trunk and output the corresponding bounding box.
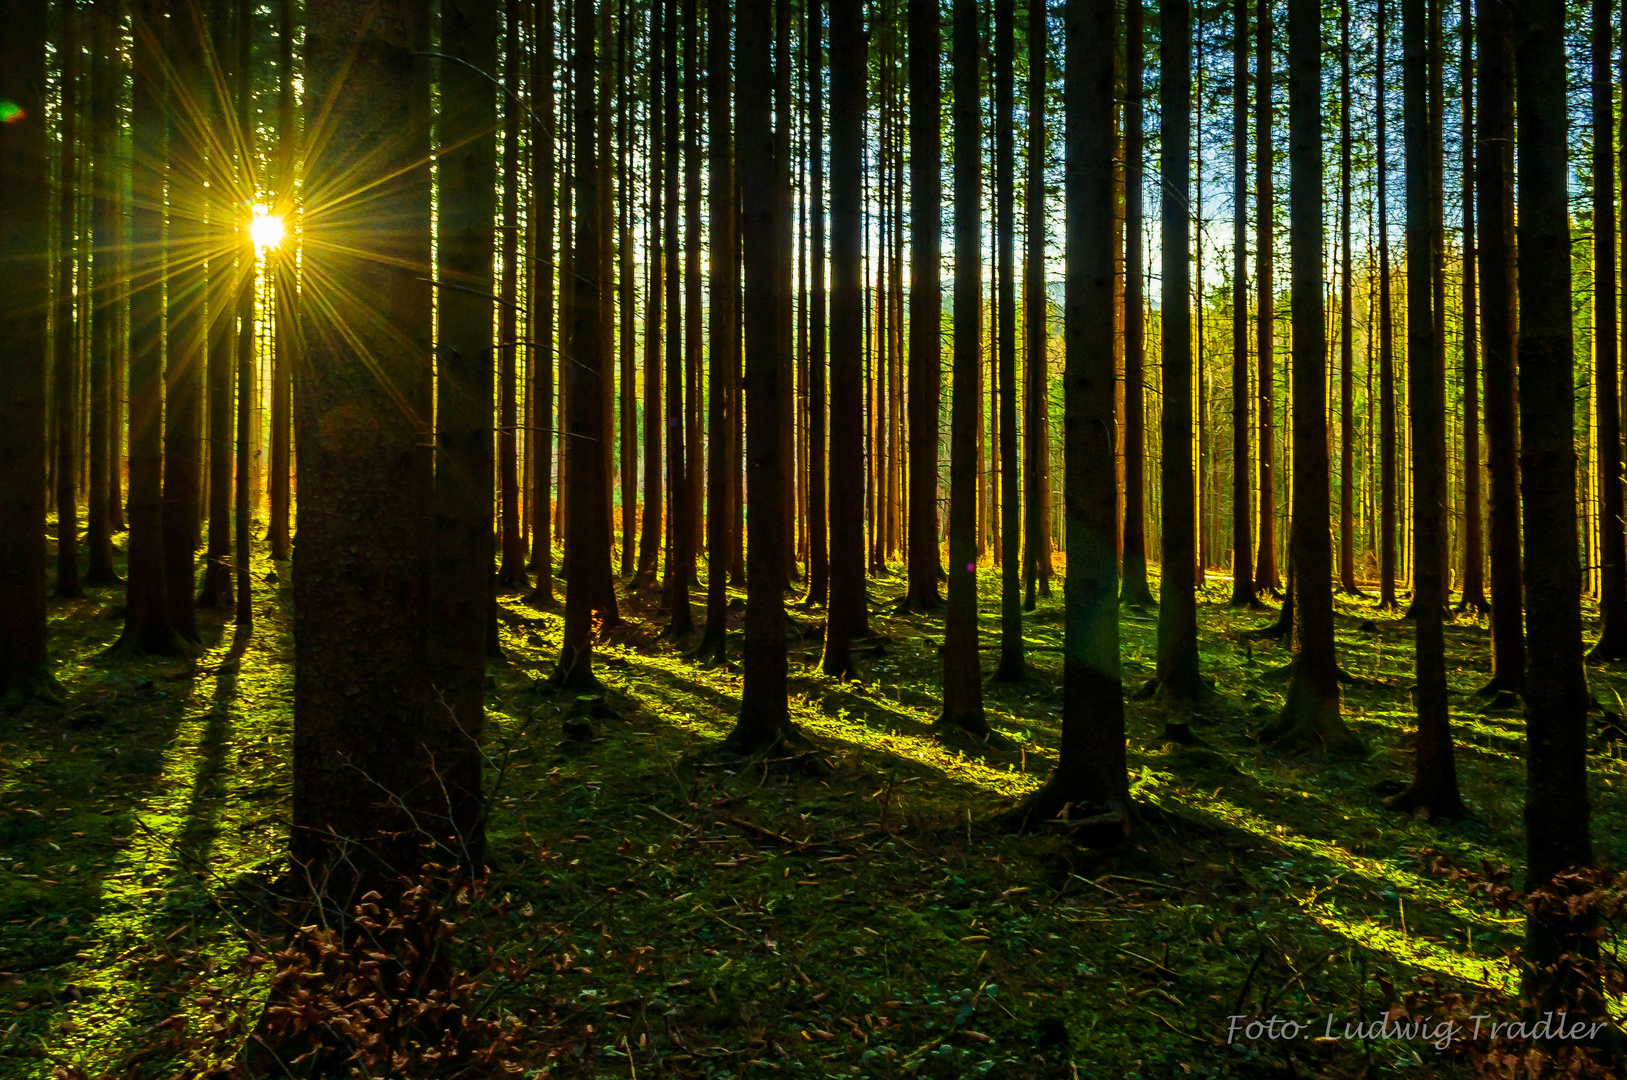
[269,0,295,562]
[1337,0,1357,595]
[1121,0,1155,608]
[808,0,829,608]
[1457,0,1485,614]
[1022,0,1052,612]
[822,0,868,678]
[84,0,118,588]
[1154,0,1205,709]
[1008,0,1127,833]
[941,0,988,734]
[636,0,663,586]
[1378,0,1398,608]
[528,0,559,604]
[1254,0,1279,596]
[497,0,528,589]
[1385,0,1463,815]
[57,1,84,600]
[113,0,179,657]
[200,0,235,611]
[233,0,255,645]
[727,0,796,752]
[699,0,735,662]
[687,0,706,581]
[618,0,636,579]
[1229,0,1254,606]
[1514,0,1602,1020]
[1590,0,1627,658]
[995,0,1024,680]
[662,0,692,634]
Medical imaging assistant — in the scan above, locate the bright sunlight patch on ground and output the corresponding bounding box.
[249,206,284,252]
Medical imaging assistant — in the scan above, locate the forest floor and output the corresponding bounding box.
[4,534,1627,1079]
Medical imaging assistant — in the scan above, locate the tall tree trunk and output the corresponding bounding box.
[994,0,1024,680]
[555,0,618,687]
[1254,0,1279,595]
[687,0,707,582]
[1457,0,1485,614]
[1590,0,1627,658]
[636,0,663,586]
[901,0,943,613]
[618,0,636,579]
[269,0,295,562]
[1228,0,1253,606]
[1022,0,1053,612]
[528,0,559,605]
[726,0,796,752]
[233,0,255,645]
[84,0,118,588]
[497,0,528,589]
[200,0,235,610]
[1008,0,1126,832]
[775,0,797,583]
[1385,0,1463,814]
[113,0,179,657]
[1154,0,1205,708]
[662,0,692,634]
[0,0,56,702]
[1337,0,1357,595]
[699,0,735,662]
[822,0,868,678]
[807,0,828,608]
[1514,0,1603,1022]
[941,0,988,734]
[56,0,84,601]
[1477,0,1522,695]
[295,0,467,878]
[431,0,499,870]
[1260,0,1359,752]
[1377,0,1398,608]
[1121,0,1155,608]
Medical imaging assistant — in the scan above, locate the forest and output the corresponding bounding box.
[2,0,1626,1075]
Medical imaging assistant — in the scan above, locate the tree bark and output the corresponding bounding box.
[1259,0,1360,753]
[1229,0,1254,606]
[807,0,829,609]
[822,0,868,679]
[1377,0,1398,608]
[1384,0,1462,813]
[1513,0,1602,1020]
[0,0,56,703]
[1337,0,1357,596]
[662,0,692,634]
[636,0,663,587]
[1456,0,1485,614]
[1254,0,1279,596]
[1121,0,1155,609]
[941,0,988,734]
[1154,0,1205,707]
[1023,0,1053,612]
[527,0,559,605]
[233,0,255,645]
[84,0,118,588]
[994,0,1024,681]
[200,0,235,611]
[496,0,528,590]
[56,0,84,601]
[726,0,797,753]
[1590,0,1627,659]
[1477,0,1522,694]
[268,0,295,562]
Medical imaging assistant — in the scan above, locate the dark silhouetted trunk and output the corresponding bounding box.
[726,0,797,752]
[269,0,295,562]
[84,0,118,588]
[662,0,692,634]
[113,0,180,657]
[901,0,942,613]
[200,0,235,611]
[1155,0,1204,707]
[1384,0,1462,814]
[233,0,255,645]
[807,0,828,608]
[1230,0,1254,606]
[1009,0,1127,832]
[1122,0,1155,609]
[0,0,56,703]
[699,0,735,662]
[636,0,663,586]
[1514,0,1601,1020]
[1259,0,1359,753]
[1478,0,1522,693]
[822,0,867,678]
[1023,0,1052,612]
[1457,0,1485,614]
[1377,0,1397,608]
[687,0,707,582]
[1254,0,1279,595]
[1337,0,1357,595]
[994,0,1023,680]
[618,1,636,578]
[56,0,84,600]
[941,0,987,734]
[497,0,528,589]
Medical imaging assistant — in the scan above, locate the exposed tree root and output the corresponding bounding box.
[1382,781,1470,822]
[0,664,64,709]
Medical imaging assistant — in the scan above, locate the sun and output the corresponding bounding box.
[249,206,285,252]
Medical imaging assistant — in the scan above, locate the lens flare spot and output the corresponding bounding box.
[249,206,285,251]
[0,100,25,124]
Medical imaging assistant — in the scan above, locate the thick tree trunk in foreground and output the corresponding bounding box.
[1514,0,1603,1023]
[1260,0,1360,753]
[1478,0,1523,694]
[726,0,797,753]
[900,0,943,614]
[113,0,180,658]
[295,0,474,876]
[1385,0,1462,812]
[0,0,56,703]
[1011,0,1126,832]
[822,0,867,679]
[1023,0,1053,612]
[1154,0,1205,708]
[1122,0,1155,609]
[941,0,987,735]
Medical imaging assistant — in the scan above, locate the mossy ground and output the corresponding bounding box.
[4,533,1626,1078]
